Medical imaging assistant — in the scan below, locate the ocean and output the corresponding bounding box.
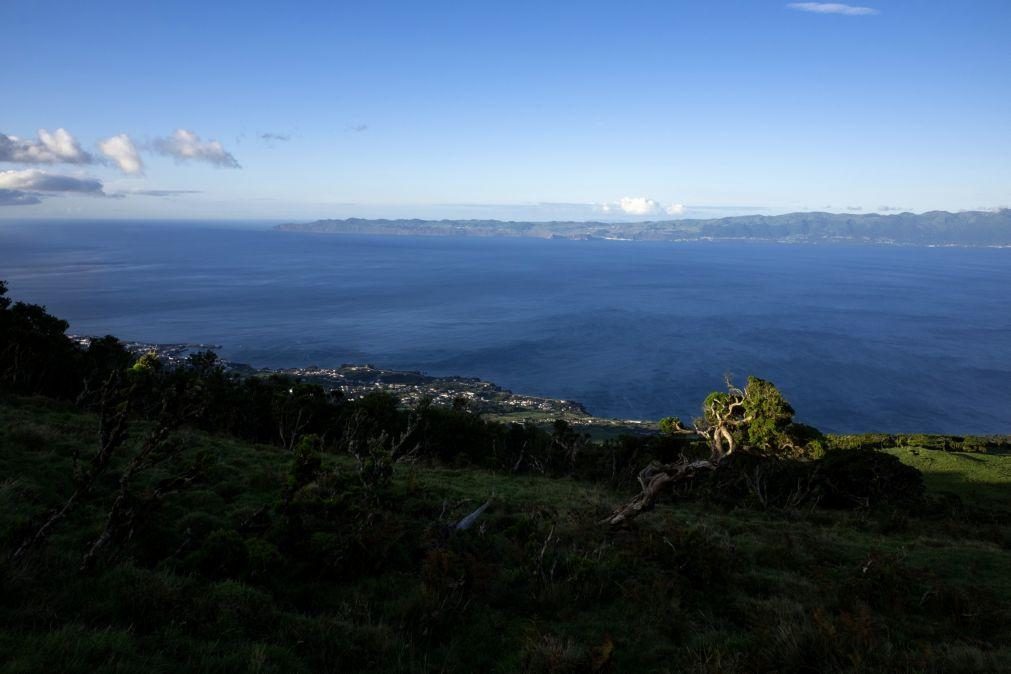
[1,219,1009,434]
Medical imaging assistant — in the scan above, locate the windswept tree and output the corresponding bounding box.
[605,375,821,525]
[695,376,798,459]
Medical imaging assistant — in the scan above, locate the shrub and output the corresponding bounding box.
[520,633,591,674]
[7,422,60,452]
[701,452,817,508]
[245,538,284,580]
[816,449,924,509]
[187,528,249,578]
[288,434,323,491]
[201,580,277,639]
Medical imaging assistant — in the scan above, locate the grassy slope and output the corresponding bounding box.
[2,396,1011,673]
[885,447,1011,507]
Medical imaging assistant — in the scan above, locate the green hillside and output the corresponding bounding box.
[884,447,1011,507]
[3,395,1011,673]
[2,282,1011,672]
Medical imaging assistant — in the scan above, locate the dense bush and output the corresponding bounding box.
[816,449,925,508]
[657,449,924,511]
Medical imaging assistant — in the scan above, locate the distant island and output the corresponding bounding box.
[277,209,1011,246]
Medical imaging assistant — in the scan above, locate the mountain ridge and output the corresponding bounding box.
[276,208,1011,246]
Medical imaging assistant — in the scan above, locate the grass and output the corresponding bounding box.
[886,446,1011,507]
[2,395,1011,672]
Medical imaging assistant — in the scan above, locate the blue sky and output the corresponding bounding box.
[1,0,1009,220]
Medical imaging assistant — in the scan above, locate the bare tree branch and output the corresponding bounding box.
[12,373,132,561]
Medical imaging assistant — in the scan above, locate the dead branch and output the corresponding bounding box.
[80,397,198,571]
[534,524,557,585]
[455,494,494,531]
[390,415,422,462]
[12,373,131,561]
[511,441,528,473]
[279,407,308,452]
[602,459,716,526]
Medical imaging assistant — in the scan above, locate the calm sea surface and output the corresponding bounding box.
[2,220,1009,434]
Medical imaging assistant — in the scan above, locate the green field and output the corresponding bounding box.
[3,395,1011,672]
[885,447,1011,508]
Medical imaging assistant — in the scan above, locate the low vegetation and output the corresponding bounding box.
[2,281,1010,672]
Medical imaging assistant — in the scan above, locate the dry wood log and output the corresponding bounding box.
[455,494,494,531]
[602,459,716,526]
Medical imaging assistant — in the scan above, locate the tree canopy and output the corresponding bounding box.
[695,376,818,459]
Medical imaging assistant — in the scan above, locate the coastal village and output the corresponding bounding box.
[71,337,651,434]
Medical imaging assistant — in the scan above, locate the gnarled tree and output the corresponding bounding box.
[694,376,797,460]
[605,376,811,525]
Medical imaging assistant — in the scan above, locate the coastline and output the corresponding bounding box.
[70,336,657,437]
[275,209,1011,247]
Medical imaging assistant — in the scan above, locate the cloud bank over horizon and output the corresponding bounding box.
[0,126,238,206]
[0,190,42,206]
[0,168,108,207]
[786,3,879,16]
[0,169,105,194]
[600,197,687,218]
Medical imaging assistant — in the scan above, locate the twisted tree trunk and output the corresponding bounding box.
[602,459,716,525]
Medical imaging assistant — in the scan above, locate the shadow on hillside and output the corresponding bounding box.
[916,469,1010,508]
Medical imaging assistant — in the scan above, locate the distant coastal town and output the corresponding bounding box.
[70,336,652,435]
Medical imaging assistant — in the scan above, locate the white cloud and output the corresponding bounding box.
[0,168,109,207]
[153,129,240,168]
[0,168,104,193]
[600,197,686,218]
[620,196,661,215]
[98,134,143,175]
[787,3,879,15]
[0,128,93,164]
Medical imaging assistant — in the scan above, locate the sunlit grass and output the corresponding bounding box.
[887,446,1011,506]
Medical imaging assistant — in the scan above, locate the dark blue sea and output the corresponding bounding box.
[2,220,1009,434]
